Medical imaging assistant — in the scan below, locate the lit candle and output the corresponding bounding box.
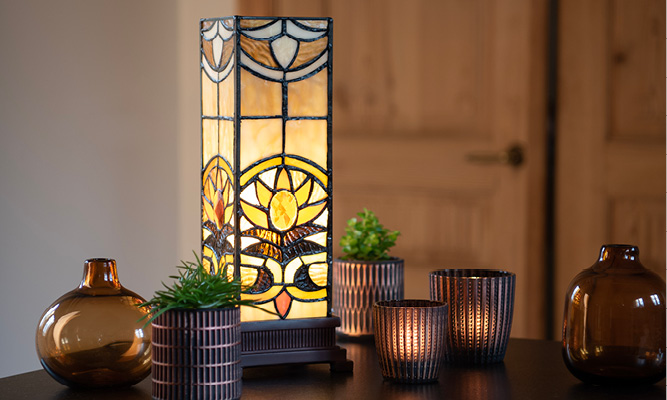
[429,269,515,364]
[373,300,447,383]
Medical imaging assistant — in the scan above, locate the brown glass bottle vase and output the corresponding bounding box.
[35,258,152,388]
[562,245,665,385]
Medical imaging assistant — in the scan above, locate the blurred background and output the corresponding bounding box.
[0,0,663,378]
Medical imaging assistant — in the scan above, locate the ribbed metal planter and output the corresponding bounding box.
[429,269,515,365]
[333,258,404,337]
[373,300,448,383]
[151,308,241,400]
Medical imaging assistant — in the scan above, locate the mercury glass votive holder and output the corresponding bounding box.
[373,300,448,383]
[429,269,515,365]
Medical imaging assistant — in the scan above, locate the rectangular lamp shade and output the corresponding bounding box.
[200,16,333,323]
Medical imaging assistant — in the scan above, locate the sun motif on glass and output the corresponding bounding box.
[238,156,329,320]
[201,156,234,278]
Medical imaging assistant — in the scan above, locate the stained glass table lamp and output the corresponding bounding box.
[200,16,351,370]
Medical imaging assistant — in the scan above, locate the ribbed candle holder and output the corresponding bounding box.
[151,308,241,400]
[333,258,404,337]
[429,269,515,365]
[373,300,447,383]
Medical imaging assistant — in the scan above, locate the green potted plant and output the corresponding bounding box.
[141,255,254,400]
[333,208,403,338]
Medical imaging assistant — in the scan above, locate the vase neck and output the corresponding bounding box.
[79,258,122,290]
[594,244,643,272]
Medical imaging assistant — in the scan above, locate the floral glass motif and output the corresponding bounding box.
[200,17,332,321]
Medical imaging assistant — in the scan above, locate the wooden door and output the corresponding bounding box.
[555,0,666,336]
[241,0,549,338]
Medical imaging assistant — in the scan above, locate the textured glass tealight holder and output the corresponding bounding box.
[373,300,447,383]
[429,269,515,365]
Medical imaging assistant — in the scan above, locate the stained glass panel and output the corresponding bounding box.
[201,17,332,322]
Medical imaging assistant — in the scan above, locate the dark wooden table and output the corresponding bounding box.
[1,339,664,399]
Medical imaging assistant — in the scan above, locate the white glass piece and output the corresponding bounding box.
[286,20,327,40]
[271,36,298,69]
[309,182,327,203]
[240,186,260,206]
[240,237,260,250]
[259,169,277,188]
[241,53,283,81]
[202,21,219,40]
[219,21,233,40]
[202,53,234,83]
[244,21,281,39]
[305,231,327,247]
[285,52,327,81]
[284,257,303,284]
[226,234,235,246]
[212,36,224,67]
[290,170,307,189]
[312,209,328,227]
[240,216,253,232]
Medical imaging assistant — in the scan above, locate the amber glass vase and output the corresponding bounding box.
[562,245,666,385]
[36,258,152,388]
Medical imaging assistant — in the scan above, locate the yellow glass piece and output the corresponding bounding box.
[276,169,291,190]
[202,228,211,241]
[287,69,327,117]
[240,121,282,171]
[295,179,312,206]
[286,287,327,300]
[265,258,282,284]
[309,181,327,203]
[285,157,327,187]
[305,232,327,247]
[296,202,326,226]
[241,302,280,322]
[285,120,327,169]
[240,254,264,267]
[219,121,234,165]
[256,181,272,208]
[201,70,218,117]
[240,266,258,288]
[287,299,327,319]
[241,201,269,229]
[240,69,282,116]
[269,190,298,231]
[218,68,235,117]
[307,263,328,287]
[202,119,219,167]
[301,252,326,265]
[290,170,306,189]
[224,206,233,228]
[283,258,303,284]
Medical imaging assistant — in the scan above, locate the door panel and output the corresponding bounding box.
[242,0,548,338]
[555,0,666,337]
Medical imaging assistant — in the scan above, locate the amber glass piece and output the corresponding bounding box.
[291,37,328,69]
[269,190,298,231]
[285,120,327,169]
[562,245,666,385]
[36,259,151,388]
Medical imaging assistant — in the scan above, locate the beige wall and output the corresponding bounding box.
[0,0,234,378]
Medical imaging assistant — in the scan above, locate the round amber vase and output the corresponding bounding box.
[36,258,152,388]
[562,245,666,385]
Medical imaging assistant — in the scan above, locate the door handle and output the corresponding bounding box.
[466,144,524,167]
